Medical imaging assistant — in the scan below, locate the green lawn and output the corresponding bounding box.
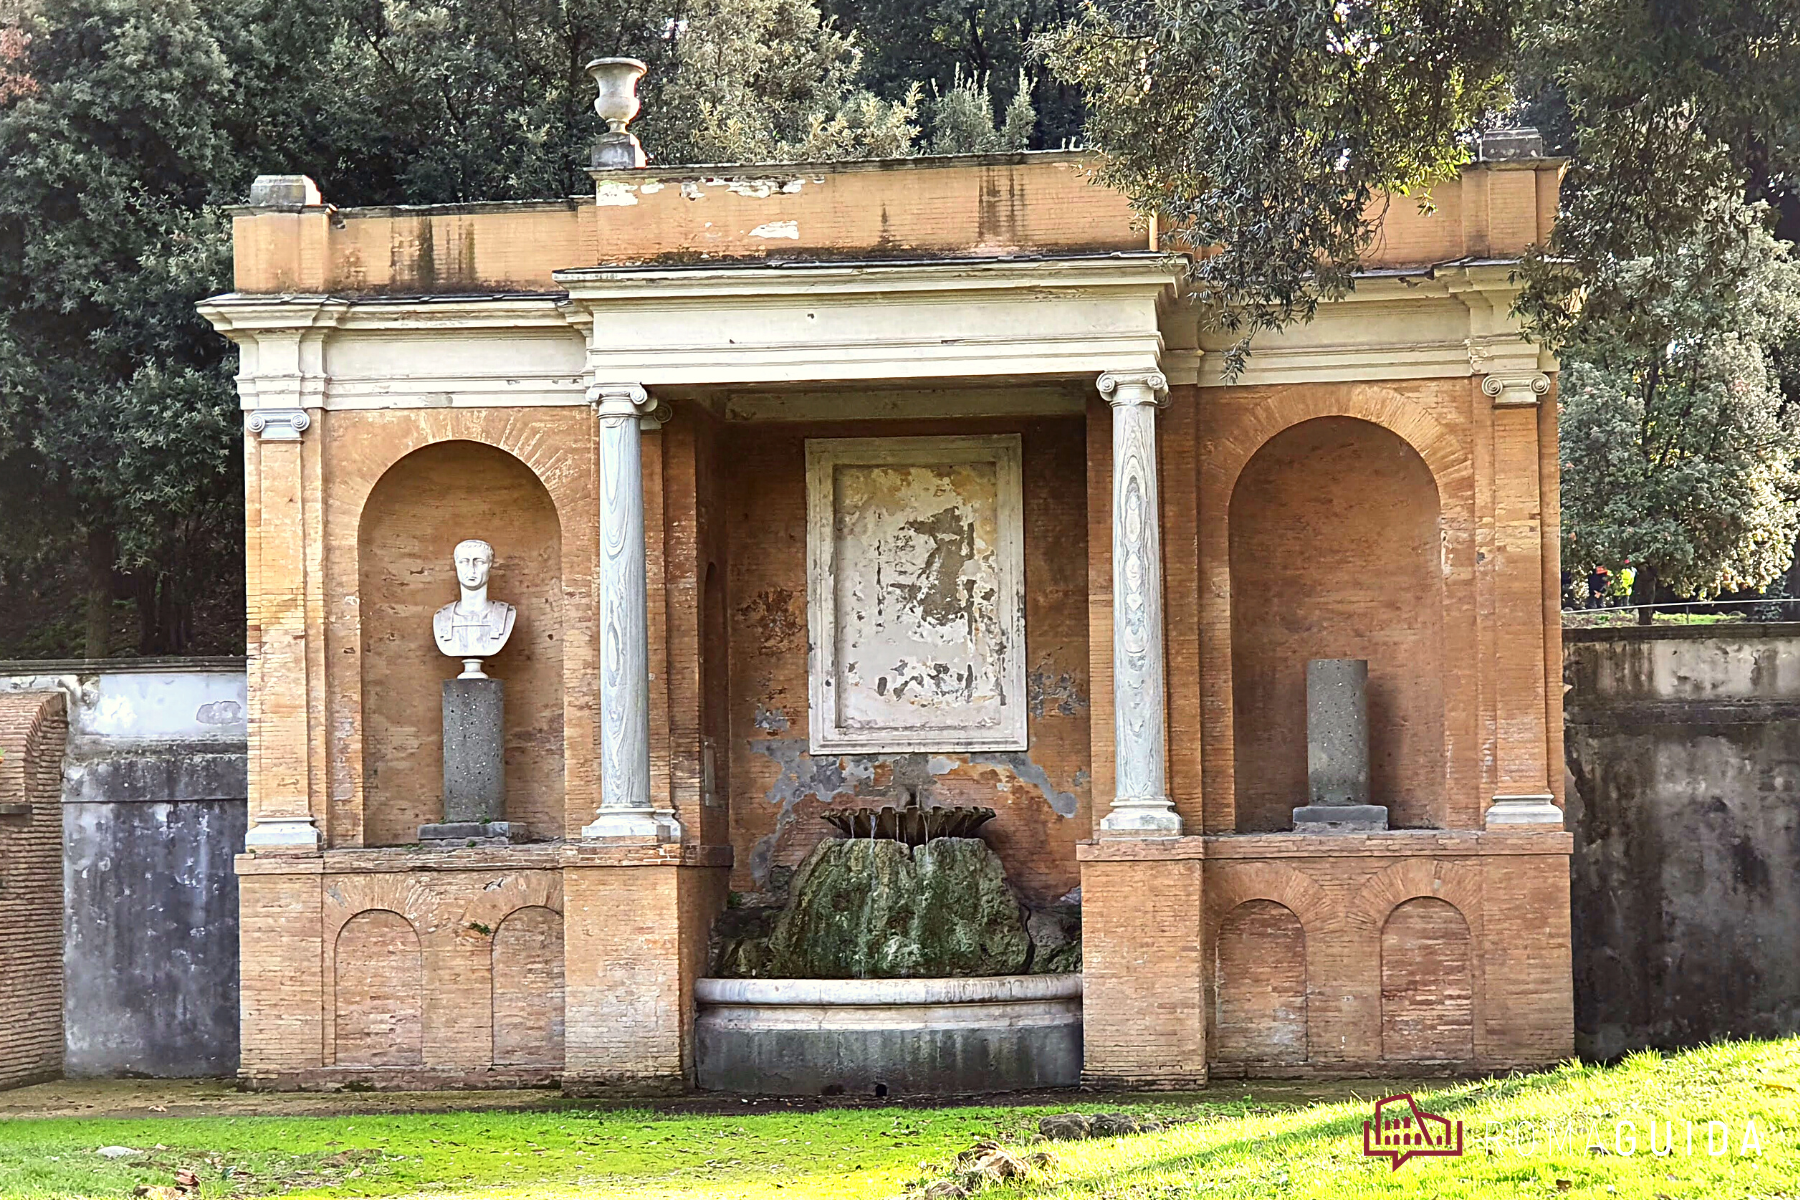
[0,1039,1793,1200]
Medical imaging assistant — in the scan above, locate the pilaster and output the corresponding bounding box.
[200,297,348,850]
[1482,370,1560,827]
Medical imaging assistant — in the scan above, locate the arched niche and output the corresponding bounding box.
[335,910,423,1066]
[1228,417,1446,832]
[1380,897,1475,1062]
[1212,899,1307,1063]
[358,440,564,845]
[492,906,565,1067]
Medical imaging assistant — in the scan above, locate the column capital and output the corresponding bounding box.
[245,409,311,441]
[588,381,672,428]
[1481,371,1551,408]
[1098,370,1169,408]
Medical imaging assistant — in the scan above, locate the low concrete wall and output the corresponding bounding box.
[1564,625,1800,1059]
[0,658,247,1078]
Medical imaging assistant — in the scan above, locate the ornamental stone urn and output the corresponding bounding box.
[587,56,647,169]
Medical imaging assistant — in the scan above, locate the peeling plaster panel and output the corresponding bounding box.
[804,435,1026,754]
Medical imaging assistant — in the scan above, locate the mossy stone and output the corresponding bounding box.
[764,837,1030,978]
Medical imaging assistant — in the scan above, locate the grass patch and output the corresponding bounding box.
[982,1039,1799,1199]
[0,1040,1792,1199]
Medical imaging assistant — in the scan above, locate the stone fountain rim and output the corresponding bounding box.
[695,973,1080,1006]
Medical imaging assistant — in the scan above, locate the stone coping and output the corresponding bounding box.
[1079,829,1572,861]
[235,841,732,873]
[695,974,1082,1007]
[1563,621,1800,644]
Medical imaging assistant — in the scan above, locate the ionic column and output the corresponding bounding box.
[583,383,681,842]
[1099,370,1181,835]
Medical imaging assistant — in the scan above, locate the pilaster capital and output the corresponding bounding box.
[588,381,671,428]
[1481,372,1552,408]
[245,408,311,441]
[1098,369,1169,408]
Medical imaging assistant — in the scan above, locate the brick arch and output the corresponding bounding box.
[1344,858,1484,937]
[492,906,565,1066]
[355,438,566,845]
[1202,385,1471,506]
[1379,896,1476,1063]
[321,406,600,846]
[1196,382,1485,835]
[1205,860,1338,937]
[1211,899,1308,1064]
[333,909,424,1066]
[337,411,596,541]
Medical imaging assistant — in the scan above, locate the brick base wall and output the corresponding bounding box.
[1081,831,1573,1081]
[0,691,67,1090]
[236,845,725,1093]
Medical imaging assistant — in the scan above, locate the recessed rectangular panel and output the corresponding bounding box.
[806,435,1026,753]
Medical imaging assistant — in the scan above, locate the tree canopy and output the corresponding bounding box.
[0,0,933,656]
[1048,0,1800,604]
[6,0,1800,654]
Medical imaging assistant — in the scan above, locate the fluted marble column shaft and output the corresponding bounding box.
[1099,370,1181,835]
[584,383,680,841]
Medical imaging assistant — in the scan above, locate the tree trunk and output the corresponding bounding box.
[82,526,114,660]
[1632,563,1659,625]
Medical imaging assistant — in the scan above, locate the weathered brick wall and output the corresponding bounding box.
[228,155,1559,297]
[562,847,727,1095]
[724,415,1091,906]
[0,691,67,1090]
[1227,415,1448,831]
[238,849,569,1088]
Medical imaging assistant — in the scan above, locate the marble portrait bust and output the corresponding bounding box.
[433,539,517,678]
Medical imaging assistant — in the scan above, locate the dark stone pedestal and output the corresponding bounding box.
[1294,657,1387,832]
[418,677,507,842]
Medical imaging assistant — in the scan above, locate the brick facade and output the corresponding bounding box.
[0,691,68,1090]
[212,151,1570,1091]
[1080,834,1573,1079]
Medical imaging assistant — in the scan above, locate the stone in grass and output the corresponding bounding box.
[957,1142,1033,1183]
[1088,1113,1143,1137]
[765,837,1029,979]
[1038,1113,1092,1140]
[917,1182,968,1199]
[1087,1115,1159,1144]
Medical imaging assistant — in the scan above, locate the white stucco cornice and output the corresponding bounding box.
[556,254,1180,386]
[1189,264,1557,389]
[197,296,351,414]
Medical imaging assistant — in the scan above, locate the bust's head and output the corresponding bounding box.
[453,539,494,592]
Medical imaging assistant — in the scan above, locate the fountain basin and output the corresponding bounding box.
[694,974,1082,1096]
